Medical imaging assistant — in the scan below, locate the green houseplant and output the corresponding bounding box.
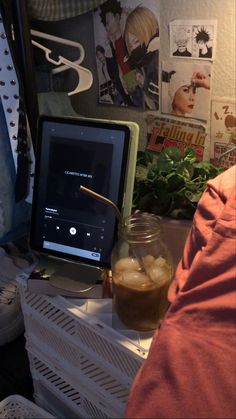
[133,147,223,220]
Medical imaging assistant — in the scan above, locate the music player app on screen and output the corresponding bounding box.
[30,116,130,268]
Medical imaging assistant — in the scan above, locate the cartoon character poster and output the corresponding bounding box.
[93,0,160,110]
[161,60,212,122]
[210,97,236,168]
[170,20,217,61]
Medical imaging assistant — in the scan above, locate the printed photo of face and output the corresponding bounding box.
[172,85,195,115]
[162,61,211,120]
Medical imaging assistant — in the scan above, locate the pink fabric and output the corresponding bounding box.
[125,165,236,419]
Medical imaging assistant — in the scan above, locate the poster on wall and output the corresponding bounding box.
[210,97,236,168]
[161,60,212,121]
[169,19,217,61]
[145,114,208,161]
[93,0,160,110]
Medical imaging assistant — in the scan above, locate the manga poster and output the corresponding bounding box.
[161,60,212,122]
[170,20,217,61]
[210,97,236,168]
[93,0,160,110]
[146,114,208,161]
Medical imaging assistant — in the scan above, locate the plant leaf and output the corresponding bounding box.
[136,150,153,166]
[135,165,149,181]
[176,161,194,179]
[185,190,204,202]
[183,147,196,163]
[133,146,223,220]
[166,173,185,192]
[162,147,182,162]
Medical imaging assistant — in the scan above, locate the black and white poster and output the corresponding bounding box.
[170,19,217,61]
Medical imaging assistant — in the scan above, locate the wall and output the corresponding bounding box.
[71,0,236,150]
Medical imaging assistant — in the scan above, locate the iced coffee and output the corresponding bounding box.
[112,255,172,331]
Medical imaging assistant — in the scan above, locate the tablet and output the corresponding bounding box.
[30,115,138,269]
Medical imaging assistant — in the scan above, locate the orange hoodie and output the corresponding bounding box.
[125,165,236,419]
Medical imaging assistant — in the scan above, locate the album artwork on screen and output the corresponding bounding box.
[30,116,136,269]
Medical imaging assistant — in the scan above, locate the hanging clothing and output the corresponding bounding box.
[27,0,106,21]
[0,9,32,243]
[0,7,34,203]
[0,98,31,244]
[0,12,21,177]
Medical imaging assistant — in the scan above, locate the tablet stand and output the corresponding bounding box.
[50,260,103,292]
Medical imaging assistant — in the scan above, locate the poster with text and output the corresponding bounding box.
[210,97,236,168]
[146,114,208,161]
[170,19,217,61]
[162,60,212,122]
[93,0,160,110]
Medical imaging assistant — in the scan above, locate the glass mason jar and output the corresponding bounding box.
[111,212,173,331]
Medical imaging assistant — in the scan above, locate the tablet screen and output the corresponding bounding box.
[30,116,131,268]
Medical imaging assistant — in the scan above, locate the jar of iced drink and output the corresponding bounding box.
[111,212,173,331]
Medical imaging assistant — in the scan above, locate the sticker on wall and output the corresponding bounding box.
[210,97,236,168]
[161,60,212,122]
[93,0,160,110]
[145,114,208,161]
[169,20,217,61]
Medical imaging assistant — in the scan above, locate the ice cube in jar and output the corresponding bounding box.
[147,256,172,286]
[114,257,141,273]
